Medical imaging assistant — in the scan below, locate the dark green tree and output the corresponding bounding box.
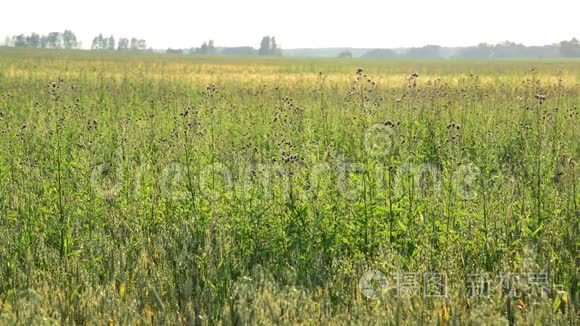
[13,34,26,47]
[271,37,279,55]
[559,38,580,57]
[259,36,271,55]
[40,35,48,48]
[130,38,139,50]
[199,42,208,54]
[62,30,78,49]
[91,34,103,50]
[107,36,115,51]
[47,32,62,48]
[26,33,40,48]
[259,36,281,56]
[117,38,129,51]
[137,39,147,50]
[197,40,216,54]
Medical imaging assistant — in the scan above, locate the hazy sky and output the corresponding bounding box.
[1,0,579,49]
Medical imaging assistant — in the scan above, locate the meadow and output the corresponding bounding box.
[0,47,578,324]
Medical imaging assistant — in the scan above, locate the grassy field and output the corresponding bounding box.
[0,47,578,324]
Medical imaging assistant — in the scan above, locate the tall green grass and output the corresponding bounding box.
[0,48,578,324]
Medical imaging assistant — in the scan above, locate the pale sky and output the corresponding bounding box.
[1,0,579,49]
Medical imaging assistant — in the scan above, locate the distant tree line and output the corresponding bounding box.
[4,30,149,51]
[6,30,79,49]
[164,36,281,56]
[337,50,353,58]
[5,32,577,58]
[167,45,257,56]
[362,39,580,58]
[559,38,580,57]
[196,40,217,55]
[166,40,217,55]
[91,34,148,51]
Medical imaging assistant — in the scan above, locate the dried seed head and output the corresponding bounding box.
[534,93,546,104]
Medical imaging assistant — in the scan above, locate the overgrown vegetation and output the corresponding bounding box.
[0,48,578,324]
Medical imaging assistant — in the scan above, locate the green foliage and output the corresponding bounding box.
[0,48,578,324]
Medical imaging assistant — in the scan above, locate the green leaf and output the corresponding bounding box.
[552,296,561,313]
[531,225,543,237]
[397,220,407,232]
